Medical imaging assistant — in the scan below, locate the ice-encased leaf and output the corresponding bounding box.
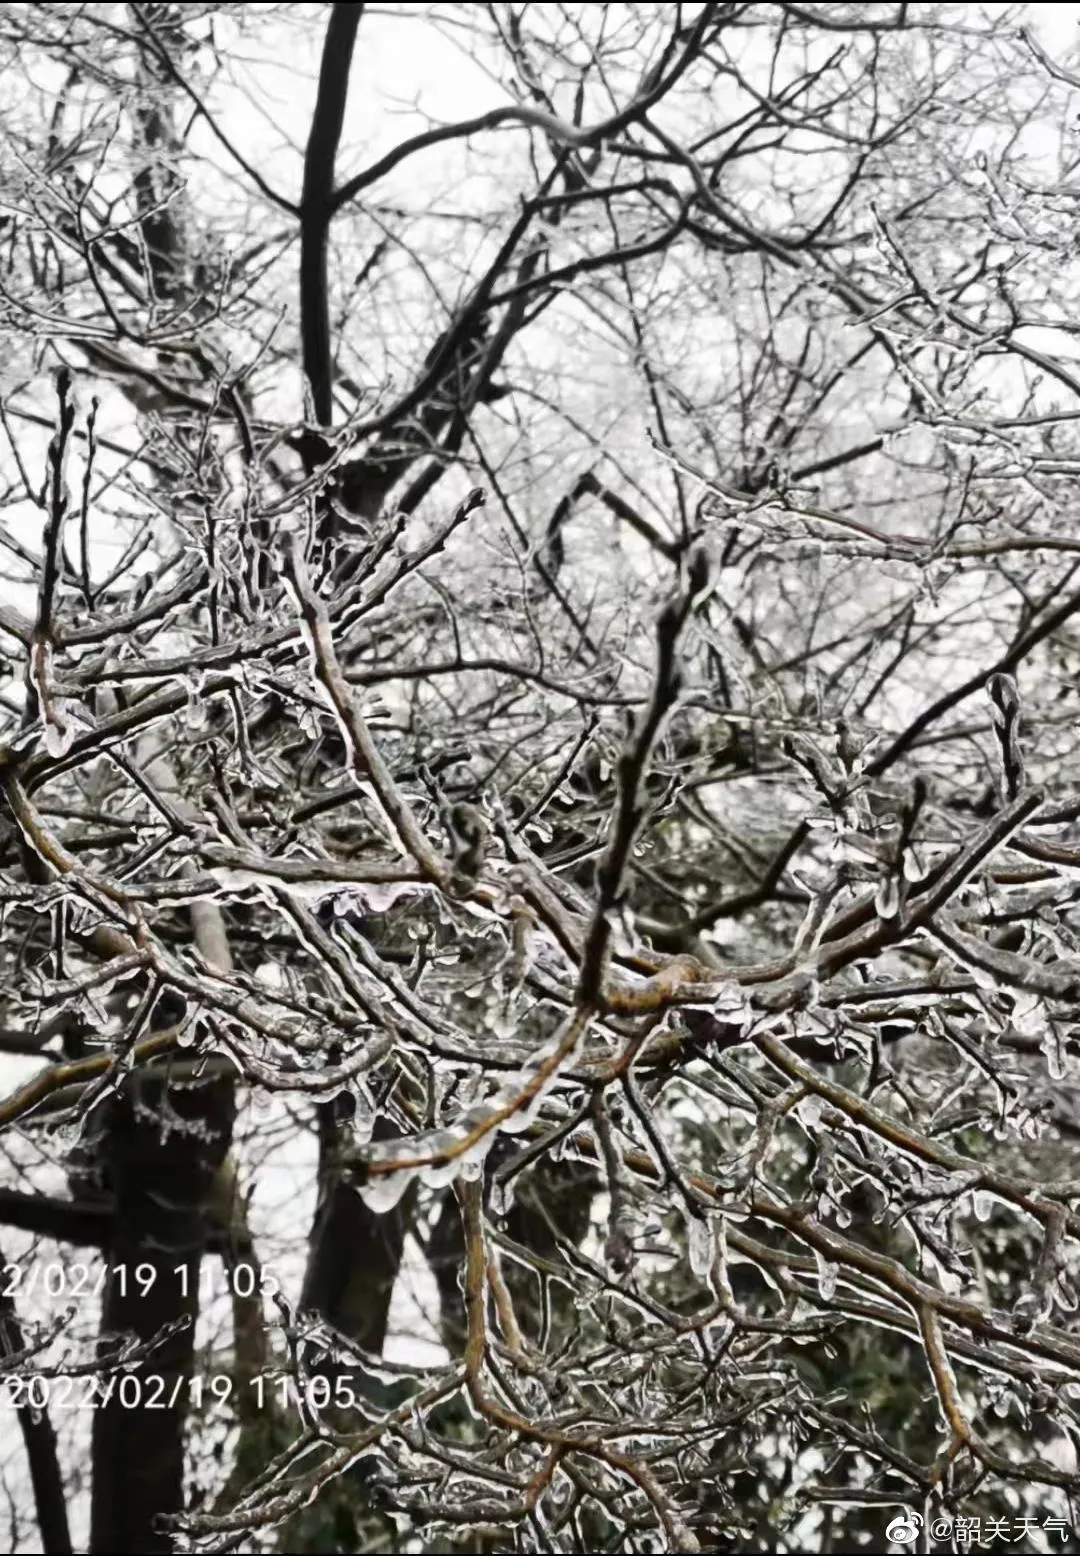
[687,1214,715,1278]
[351,1093,375,1145]
[1011,990,1042,1036]
[902,849,925,882]
[498,1087,547,1136]
[814,1249,838,1301]
[184,692,210,732]
[44,719,74,758]
[419,1132,465,1189]
[712,981,753,1018]
[798,1094,825,1128]
[1041,1023,1067,1081]
[359,1165,420,1214]
[488,1175,515,1219]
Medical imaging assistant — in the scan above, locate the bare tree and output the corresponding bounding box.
[4,3,1080,1552]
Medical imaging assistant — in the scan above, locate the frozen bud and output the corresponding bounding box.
[684,546,711,604]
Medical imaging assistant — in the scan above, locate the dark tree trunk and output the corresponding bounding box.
[89,1069,235,1554]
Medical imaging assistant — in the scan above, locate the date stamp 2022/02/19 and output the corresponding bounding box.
[1,1258,281,1304]
[1,1257,305,1416]
[2,1371,364,1415]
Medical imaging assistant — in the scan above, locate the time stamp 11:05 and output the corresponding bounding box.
[1,1259,279,1302]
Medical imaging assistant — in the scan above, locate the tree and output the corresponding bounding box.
[3,2,1080,1551]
